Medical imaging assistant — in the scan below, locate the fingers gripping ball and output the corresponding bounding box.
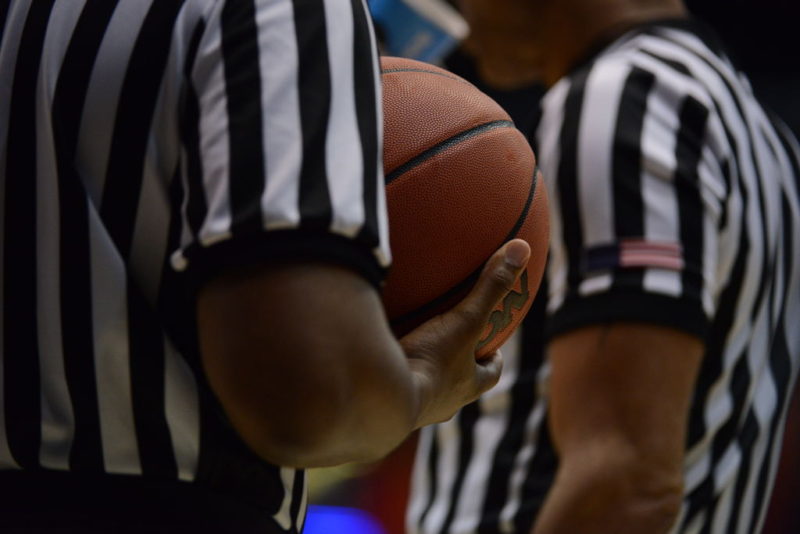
[380,56,549,359]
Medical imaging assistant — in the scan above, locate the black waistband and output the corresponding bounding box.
[0,470,287,533]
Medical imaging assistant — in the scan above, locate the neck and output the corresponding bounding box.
[538,0,687,86]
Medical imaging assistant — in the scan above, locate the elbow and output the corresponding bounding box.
[605,462,684,532]
[241,411,348,469]
[219,377,365,468]
[212,365,410,468]
[557,448,684,532]
[617,449,684,531]
[623,475,683,532]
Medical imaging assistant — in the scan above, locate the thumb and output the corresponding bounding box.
[452,239,531,332]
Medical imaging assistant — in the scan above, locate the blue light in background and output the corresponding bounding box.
[304,505,387,534]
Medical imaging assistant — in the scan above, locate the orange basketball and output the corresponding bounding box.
[380,57,549,359]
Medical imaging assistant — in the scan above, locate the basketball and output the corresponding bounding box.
[380,56,549,359]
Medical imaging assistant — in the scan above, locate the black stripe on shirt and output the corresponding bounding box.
[290,469,305,531]
[641,48,691,77]
[417,431,440,529]
[158,167,195,357]
[182,18,209,239]
[2,0,56,470]
[292,0,333,230]
[0,0,10,44]
[52,0,120,473]
[350,0,380,248]
[128,283,177,478]
[181,230,385,295]
[220,0,266,235]
[747,157,772,324]
[547,291,709,341]
[610,67,655,291]
[558,69,590,295]
[674,96,709,303]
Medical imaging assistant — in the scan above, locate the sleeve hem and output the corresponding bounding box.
[546,292,709,341]
[178,230,387,294]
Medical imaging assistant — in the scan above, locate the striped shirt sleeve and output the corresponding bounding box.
[541,54,728,341]
[172,0,390,289]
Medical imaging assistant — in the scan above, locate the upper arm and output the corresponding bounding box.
[548,323,703,480]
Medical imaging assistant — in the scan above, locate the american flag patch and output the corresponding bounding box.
[583,239,684,272]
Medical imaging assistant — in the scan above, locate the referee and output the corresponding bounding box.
[408,0,800,533]
[0,0,528,531]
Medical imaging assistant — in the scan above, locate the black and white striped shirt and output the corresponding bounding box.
[408,19,800,534]
[0,0,388,530]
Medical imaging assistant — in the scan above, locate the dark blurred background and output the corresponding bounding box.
[687,0,800,134]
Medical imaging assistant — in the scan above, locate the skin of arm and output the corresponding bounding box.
[196,239,530,468]
[532,322,703,534]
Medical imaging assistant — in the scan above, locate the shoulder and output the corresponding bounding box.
[549,30,719,113]
[537,26,734,164]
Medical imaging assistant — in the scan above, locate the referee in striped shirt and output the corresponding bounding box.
[408,0,800,533]
[0,0,529,531]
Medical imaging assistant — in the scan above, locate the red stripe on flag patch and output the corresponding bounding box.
[618,239,684,270]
